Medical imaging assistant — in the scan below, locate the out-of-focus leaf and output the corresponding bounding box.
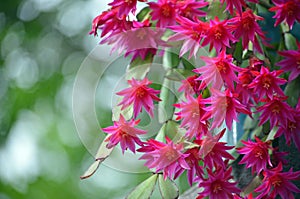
[284,33,297,50]
[126,174,158,199]
[163,50,180,69]
[158,77,176,123]
[181,57,195,70]
[284,76,300,107]
[80,135,114,179]
[241,176,261,196]
[158,174,179,199]
[155,123,167,142]
[206,0,227,20]
[233,39,243,64]
[137,6,151,22]
[112,100,133,121]
[126,53,153,80]
[165,69,195,81]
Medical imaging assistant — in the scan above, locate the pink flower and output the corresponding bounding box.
[198,129,235,169]
[203,89,251,130]
[221,0,246,15]
[178,75,205,97]
[102,115,146,153]
[256,96,294,130]
[193,50,241,90]
[275,109,300,150]
[175,0,208,19]
[237,136,273,174]
[198,167,240,199]
[255,163,300,199]
[148,0,176,28]
[90,8,131,38]
[169,17,208,58]
[201,17,236,53]
[108,0,137,18]
[174,94,209,139]
[277,42,300,81]
[236,68,256,104]
[230,9,267,54]
[269,0,300,30]
[174,146,203,186]
[138,137,190,180]
[248,66,287,101]
[117,78,161,118]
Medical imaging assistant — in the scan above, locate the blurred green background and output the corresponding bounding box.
[0,0,152,198]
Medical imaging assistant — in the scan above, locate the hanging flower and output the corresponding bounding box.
[148,0,176,28]
[102,115,146,153]
[117,78,161,118]
[237,136,273,174]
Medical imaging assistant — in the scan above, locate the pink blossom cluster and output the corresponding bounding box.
[90,0,300,198]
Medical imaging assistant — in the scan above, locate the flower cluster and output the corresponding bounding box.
[89,0,300,198]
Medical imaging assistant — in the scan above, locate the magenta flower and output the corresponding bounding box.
[276,110,300,150]
[178,75,205,97]
[174,94,209,139]
[90,8,131,38]
[148,0,176,28]
[193,50,241,90]
[236,68,256,104]
[174,146,203,186]
[198,167,240,199]
[117,78,161,118]
[169,17,208,58]
[203,89,251,130]
[138,137,190,180]
[248,66,287,101]
[277,42,300,81]
[108,0,137,18]
[201,17,236,53]
[230,9,267,54]
[255,163,300,199]
[256,96,294,130]
[175,0,208,19]
[102,115,146,153]
[237,136,273,174]
[198,129,235,169]
[221,0,246,15]
[269,0,300,30]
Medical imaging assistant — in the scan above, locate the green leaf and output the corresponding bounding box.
[284,33,297,50]
[126,53,153,80]
[163,50,180,69]
[137,6,151,22]
[284,76,300,107]
[126,174,158,199]
[165,69,195,82]
[112,97,133,121]
[155,123,167,142]
[206,0,227,20]
[158,77,177,123]
[158,175,179,199]
[80,135,114,179]
[233,39,243,64]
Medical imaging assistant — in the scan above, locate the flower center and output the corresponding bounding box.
[212,182,222,193]
[137,30,146,40]
[286,2,296,16]
[165,150,177,161]
[272,105,280,114]
[136,87,146,98]
[254,147,264,159]
[216,61,227,73]
[214,31,222,40]
[271,175,282,187]
[288,121,296,130]
[125,0,133,4]
[161,4,171,17]
[242,18,252,30]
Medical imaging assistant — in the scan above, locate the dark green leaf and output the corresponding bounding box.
[137,7,151,22]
